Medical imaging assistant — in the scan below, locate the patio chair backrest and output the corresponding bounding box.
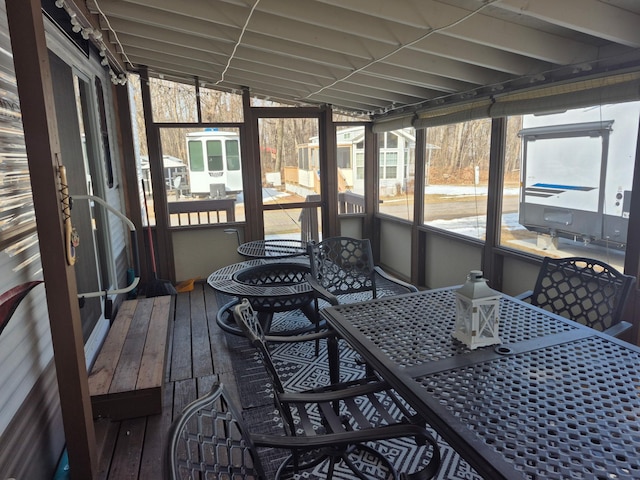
[307,236,377,298]
[530,256,635,332]
[233,298,296,435]
[167,381,266,479]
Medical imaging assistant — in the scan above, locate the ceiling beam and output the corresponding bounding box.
[497,0,640,48]
[408,33,550,75]
[363,63,476,93]
[379,49,512,85]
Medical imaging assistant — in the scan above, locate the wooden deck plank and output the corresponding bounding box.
[88,300,137,396]
[137,295,172,390]
[172,378,197,420]
[204,285,236,375]
[95,419,119,480]
[138,382,174,479]
[170,293,192,382]
[106,418,146,480]
[163,300,175,384]
[110,299,154,394]
[190,284,214,378]
[196,373,218,398]
[218,371,242,411]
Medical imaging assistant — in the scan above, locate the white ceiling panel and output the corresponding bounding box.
[73,0,640,117]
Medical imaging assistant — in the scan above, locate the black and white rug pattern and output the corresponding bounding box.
[229,310,483,480]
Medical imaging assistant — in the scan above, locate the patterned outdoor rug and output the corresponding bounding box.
[227,309,482,480]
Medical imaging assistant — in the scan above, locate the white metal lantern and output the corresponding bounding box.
[452,270,502,349]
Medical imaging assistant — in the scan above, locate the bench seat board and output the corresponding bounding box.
[88,296,173,420]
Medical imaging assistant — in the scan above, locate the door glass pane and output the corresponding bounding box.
[157,127,245,226]
[336,125,365,215]
[259,118,321,241]
[378,128,415,221]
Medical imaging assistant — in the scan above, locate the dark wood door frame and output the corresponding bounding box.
[7,0,98,477]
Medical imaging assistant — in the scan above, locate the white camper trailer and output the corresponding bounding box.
[185,129,242,196]
[518,101,640,248]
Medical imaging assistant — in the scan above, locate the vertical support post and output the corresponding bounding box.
[6,1,97,478]
[319,106,339,237]
[115,81,148,283]
[412,128,427,286]
[623,110,640,344]
[139,67,175,281]
[242,87,263,240]
[363,124,377,243]
[483,117,507,290]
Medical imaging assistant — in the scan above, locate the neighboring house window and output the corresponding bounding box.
[355,153,364,180]
[337,146,351,169]
[379,151,398,179]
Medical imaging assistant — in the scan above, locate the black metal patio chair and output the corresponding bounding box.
[305,236,418,319]
[167,381,267,479]
[516,256,635,337]
[232,298,441,480]
[305,237,419,372]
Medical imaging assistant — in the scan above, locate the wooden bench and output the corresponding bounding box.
[88,295,173,420]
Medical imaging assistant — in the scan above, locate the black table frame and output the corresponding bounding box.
[321,287,640,480]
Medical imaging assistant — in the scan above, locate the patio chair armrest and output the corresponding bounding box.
[305,273,340,306]
[264,327,335,344]
[251,423,441,479]
[251,423,431,449]
[279,379,391,403]
[603,320,632,338]
[374,266,418,293]
[514,289,533,302]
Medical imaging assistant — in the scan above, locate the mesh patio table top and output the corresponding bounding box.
[237,239,308,259]
[207,257,313,313]
[321,287,640,480]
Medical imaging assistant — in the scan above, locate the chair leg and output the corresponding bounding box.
[328,335,340,385]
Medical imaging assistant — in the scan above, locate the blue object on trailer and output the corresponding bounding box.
[53,448,69,479]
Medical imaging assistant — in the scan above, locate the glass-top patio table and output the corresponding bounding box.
[321,286,640,480]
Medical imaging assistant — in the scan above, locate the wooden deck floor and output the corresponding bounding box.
[94,282,240,479]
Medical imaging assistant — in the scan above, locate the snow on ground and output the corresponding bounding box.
[425,185,520,196]
[426,212,525,240]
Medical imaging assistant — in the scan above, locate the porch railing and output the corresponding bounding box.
[299,192,366,242]
[168,199,236,226]
[338,191,365,214]
[167,192,362,230]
